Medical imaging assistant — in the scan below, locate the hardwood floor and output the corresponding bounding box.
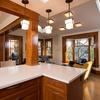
[84,74,100,100]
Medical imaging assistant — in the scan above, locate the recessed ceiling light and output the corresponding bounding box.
[47,19,54,24]
[40,0,48,3]
[75,23,82,28]
[64,11,73,18]
[59,27,65,31]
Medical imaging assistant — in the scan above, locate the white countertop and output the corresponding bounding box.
[0,63,86,89]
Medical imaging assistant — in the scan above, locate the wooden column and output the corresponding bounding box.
[26,20,38,65]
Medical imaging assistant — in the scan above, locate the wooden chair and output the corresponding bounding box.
[73,61,93,80]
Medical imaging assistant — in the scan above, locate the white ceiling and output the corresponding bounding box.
[0,0,100,36]
[0,11,18,30]
[39,0,100,35]
[11,0,91,17]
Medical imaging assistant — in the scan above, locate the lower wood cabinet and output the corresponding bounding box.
[42,77,67,100]
[44,87,66,100]
[0,77,41,100]
[0,76,84,100]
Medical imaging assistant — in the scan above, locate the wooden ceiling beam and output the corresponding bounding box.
[0,0,39,20]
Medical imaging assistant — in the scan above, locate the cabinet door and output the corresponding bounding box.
[45,87,66,100]
[0,94,21,100]
[22,92,39,100]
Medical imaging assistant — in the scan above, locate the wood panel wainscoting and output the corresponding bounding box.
[91,69,100,75]
[0,0,39,65]
[62,32,99,68]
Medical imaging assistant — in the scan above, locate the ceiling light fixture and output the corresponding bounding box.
[65,0,74,30]
[59,27,65,31]
[45,9,53,34]
[47,19,54,24]
[64,11,73,18]
[21,0,30,30]
[75,22,82,28]
[40,0,48,3]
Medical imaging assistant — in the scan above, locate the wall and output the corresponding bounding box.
[8,29,100,69]
[43,30,100,67]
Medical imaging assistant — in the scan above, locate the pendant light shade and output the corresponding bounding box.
[21,20,30,30]
[65,0,74,30]
[65,18,74,30]
[21,0,30,30]
[45,25,53,34]
[45,9,53,34]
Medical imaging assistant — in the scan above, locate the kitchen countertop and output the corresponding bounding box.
[0,63,86,89]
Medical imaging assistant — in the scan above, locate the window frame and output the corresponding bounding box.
[62,32,99,67]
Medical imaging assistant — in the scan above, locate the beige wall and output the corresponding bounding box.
[8,29,100,68]
[48,30,100,67]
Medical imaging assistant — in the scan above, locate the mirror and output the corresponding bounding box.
[0,11,26,66]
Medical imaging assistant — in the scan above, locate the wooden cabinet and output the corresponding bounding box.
[0,76,84,100]
[42,76,83,100]
[44,87,66,100]
[0,78,41,100]
[43,77,67,100]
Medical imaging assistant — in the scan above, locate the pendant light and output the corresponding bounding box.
[65,0,74,30]
[45,9,53,34]
[21,0,30,30]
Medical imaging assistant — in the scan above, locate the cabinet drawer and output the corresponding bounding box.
[43,77,67,95]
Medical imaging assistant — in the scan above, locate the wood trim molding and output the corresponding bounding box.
[0,18,22,34]
[0,0,39,20]
[62,32,99,68]
[91,69,100,75]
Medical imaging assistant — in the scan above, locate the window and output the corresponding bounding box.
[66,40,73,61]
[45,39,52,57]
[62,32,98,67]
[38,39,53,58]
[74,38,89,61]
[38,39,43,56]
[66,38,94,62]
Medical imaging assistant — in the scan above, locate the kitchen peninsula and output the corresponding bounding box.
[0,63,86,100]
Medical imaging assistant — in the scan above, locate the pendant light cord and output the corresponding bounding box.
[68,3,71,18]
[47,12,49,25]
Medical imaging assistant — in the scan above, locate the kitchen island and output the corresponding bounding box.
[0,63,86,100]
